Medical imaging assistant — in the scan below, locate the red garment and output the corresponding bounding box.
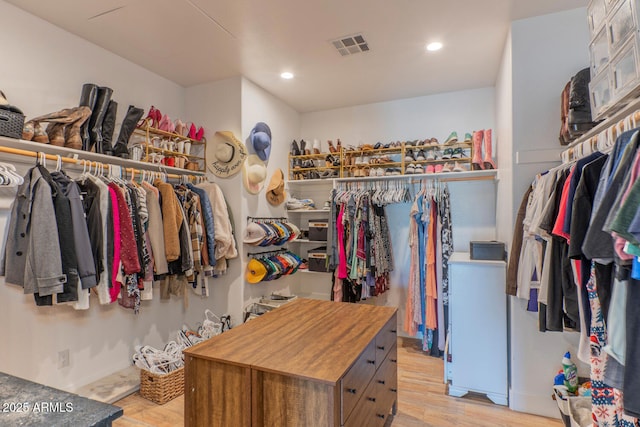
[337,205,347,280]
[108,183,140,275]
[108,187,121,303]
[551,167,574,241]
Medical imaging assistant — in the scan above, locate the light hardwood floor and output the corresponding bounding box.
[113,337,563,427]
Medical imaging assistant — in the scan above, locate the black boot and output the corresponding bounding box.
[79,83,98,151]
[88,87,113,153]
[102,100,117,156]
[113,105,144,158]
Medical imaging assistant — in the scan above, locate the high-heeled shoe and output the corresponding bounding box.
[175,119,186,136]
[196,126,204,141]
[300,139,307,156]
[188,123,197,140]
[336,139,342,153]
[327,140,337,153]
[158,114,175,132]
[313,139,321,154]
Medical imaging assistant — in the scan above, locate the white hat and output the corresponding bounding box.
[208,131,247,178]
[242,154,267,195]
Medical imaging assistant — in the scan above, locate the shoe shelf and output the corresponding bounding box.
[288,139,489,181]
[132,124,206,172]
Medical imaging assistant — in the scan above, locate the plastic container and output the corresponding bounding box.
[563,352,579,394]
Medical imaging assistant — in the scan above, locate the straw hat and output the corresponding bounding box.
[208,131,247,178]
[242,154,267,194]
[266,168,286,206]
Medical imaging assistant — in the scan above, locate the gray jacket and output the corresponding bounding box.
[1,167,66,295]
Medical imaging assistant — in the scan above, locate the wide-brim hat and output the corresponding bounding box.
[245,258,267,284]
[266,168,286,206]
[208,131,247,178]
[250,122,271,162]
[242,154,267,195]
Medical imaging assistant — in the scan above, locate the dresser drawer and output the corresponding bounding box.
[341,340,376,424]
[343,378,378,427]
[374,313,397,368]
[374,345,398,419]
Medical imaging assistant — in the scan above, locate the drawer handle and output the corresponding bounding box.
[390,358,397,363]
[377,380,385,385]
[390,329,397,333]
[367,359,376,365]
[367,397,376,402]
[377,414,385,419]
[346,388,357,394]
[377,345,385,350]
[391,388,398,393]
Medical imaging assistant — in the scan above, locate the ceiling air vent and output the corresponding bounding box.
[331,34,369,56]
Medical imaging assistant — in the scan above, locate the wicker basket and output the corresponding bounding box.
[0,108,25,139]
[139,367,184,405]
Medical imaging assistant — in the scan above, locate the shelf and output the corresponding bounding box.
[334,169,498,182]
[449,252,506,266]
[291,239,327,244]
[291,165,340,171]
[290,152,337,159]
[297,269,332,275]
[144,145,205,159]
[343,147,403,155]
[286,178,336,185]
[286,209,331,213]
[0,136,205,176]
[134,124,205,145]
[406,157,472,164]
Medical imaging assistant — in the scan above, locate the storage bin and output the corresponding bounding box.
[308,219,328,241]
[308,247,328,272]
[139,367,184,405]
[590,27,610,76]
[469,241,505,261]
[590,66,614,120]
[607,0,636,52]
[611,33,640,98]
[0,109,25,140]
[589,0,608,35]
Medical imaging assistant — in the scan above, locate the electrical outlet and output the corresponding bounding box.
[58,349,69,369]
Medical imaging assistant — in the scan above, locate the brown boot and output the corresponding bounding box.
[46,122,66,146]
[31,107,87,124]
[64,106,91,150]
[33,122,49,144]
[483,129,496,169]
[472,130,484,170]
[22,121,35,140]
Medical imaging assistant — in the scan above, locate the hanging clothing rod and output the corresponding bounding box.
[0,144,203,181]
[333,169,497,183]
[561,97,640,163]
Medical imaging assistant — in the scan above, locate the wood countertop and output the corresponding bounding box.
[184,298,396,385]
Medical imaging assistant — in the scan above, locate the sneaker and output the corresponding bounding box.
[441,162,452,173]
[463,133,472,143]
[415,164,424,174]
[451,147,464,159]
[434,150,443,160]
[392,168,402,176]
[416,150,426,161]
[453,162,466,172]
[376,168,385,176]
[442,148,453,159]
[426,150,436,161]
[405,148,415,162]
[425,165,435,174]
[434,164,444,173]
[444,132,458,145]
[406,163,416,174]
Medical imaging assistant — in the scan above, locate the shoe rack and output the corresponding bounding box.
[131,122,206,172]
[288,140,476,180]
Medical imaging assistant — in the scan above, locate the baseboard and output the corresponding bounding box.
[509,389,561,419]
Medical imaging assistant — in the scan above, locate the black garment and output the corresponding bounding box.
[35,166,78,305]
[583,131,639,261]
[76,178,104,282]
[569,155,608,259]
[125,185,147,275]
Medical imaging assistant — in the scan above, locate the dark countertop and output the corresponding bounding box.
[0,372,123,427]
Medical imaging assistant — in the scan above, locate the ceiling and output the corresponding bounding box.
[7,0,587,112]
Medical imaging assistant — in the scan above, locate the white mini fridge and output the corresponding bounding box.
[445,252,508,405]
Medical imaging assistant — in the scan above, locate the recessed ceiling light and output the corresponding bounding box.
[280,72,294,79]
[426,42,443,52]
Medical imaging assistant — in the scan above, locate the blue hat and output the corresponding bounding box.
[250,122,271,161]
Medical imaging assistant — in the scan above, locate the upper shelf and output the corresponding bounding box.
[0,135,205,176]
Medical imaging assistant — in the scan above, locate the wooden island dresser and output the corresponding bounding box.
[183,298,398,427]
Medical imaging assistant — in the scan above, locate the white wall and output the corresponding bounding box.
[240,78,302,309]
[0,0,217,393]
[185,76,244,324]
[508,8,590,417]
[301,88,498,336]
